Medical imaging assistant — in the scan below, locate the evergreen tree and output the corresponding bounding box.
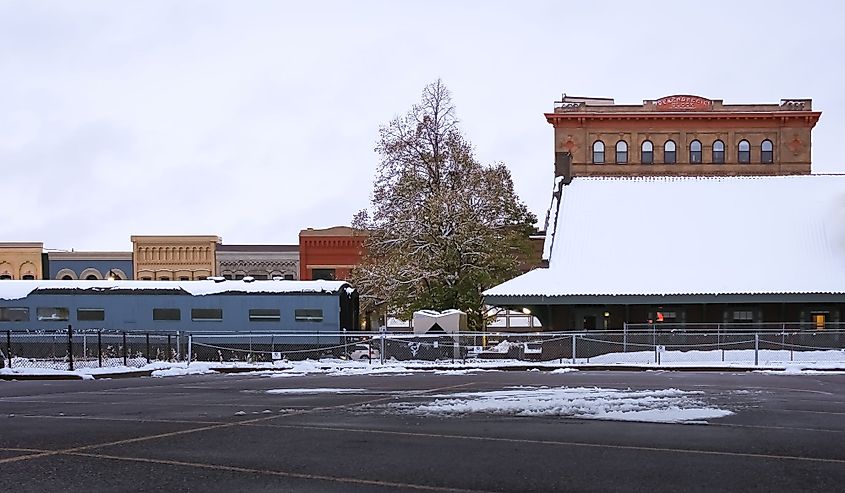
[352,80,536,330]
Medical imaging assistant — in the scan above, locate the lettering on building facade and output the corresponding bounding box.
[655,95,712,111]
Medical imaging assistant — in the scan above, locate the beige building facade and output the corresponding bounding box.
[0,242,44,280]
[548,95,821,178]
[131,235,220,280]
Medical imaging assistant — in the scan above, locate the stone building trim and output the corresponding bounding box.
[79,267,104,280]
[55,268,79,280]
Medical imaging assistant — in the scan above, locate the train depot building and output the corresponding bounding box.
[485,95,843,331]
[484,174,845,331]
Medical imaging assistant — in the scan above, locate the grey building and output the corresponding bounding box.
[217,244,299,280]
[48,251,133,280]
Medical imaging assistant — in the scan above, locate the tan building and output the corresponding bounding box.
[131,235,220,280]
[0,242,44,279]
[548,95,821,178]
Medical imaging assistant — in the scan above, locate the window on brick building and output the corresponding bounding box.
[689,140,702,164]
[615,140,627,164]
[592,140,605,164]
[664,140,676,164]
[311,268,336,281]
[761,139,774,163]
[712,140,725,163]
[738,140,751,163]
[641,140,654,164]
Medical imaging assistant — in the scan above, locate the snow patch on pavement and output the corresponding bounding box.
[390,386,733,423]
[266,388,368,394]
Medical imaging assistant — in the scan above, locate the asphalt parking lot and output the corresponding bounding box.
[1,370,844,492]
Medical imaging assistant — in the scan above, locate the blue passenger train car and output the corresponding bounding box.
[0,279,359,339]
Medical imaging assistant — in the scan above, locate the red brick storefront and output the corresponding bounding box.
[298,226,366,281]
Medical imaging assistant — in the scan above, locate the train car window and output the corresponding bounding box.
[37,307,69,322]
[249,309,281,322]
[0,307,29,322]
[192,308,223,321]
[295,309,323,322]
[77,308,105,321]
[153,308,181,321]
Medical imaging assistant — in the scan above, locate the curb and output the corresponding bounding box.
[92,370,154,379]
[0,373,83,381]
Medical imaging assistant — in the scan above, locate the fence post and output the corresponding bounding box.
[379,326,386,365]
[652,324,658,364]
[790,332,794,362]
[122,332,128,366]
[754,333,759,366]
[167,334,172,362]
[187,334,192,367]
[98,330,102,367]
[6,330,11,369]
[623,323,628,352]
[145,333,150,364]
[67,325,74,371]
[571,334,576,364]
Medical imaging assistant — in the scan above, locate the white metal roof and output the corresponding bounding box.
[0,279,350,301]
[486,174,845,298]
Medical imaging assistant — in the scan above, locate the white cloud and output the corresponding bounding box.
[1,0,843,250]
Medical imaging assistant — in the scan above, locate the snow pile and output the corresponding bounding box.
[390,386,733,423]
[266,388,367,394]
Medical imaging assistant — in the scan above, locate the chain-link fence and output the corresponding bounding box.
[4,327,845,371]
[184,328,845,366]
[2,327,181,371]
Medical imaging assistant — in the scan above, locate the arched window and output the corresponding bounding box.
[615,140,628,164]
[592,140,605,164]
[761,139,774,163]
[86,275,98,280]
[738,139,751,163]
[22,275,35,280]
[62,275,73,280]
[664,140,676,164]
[641,140,654,164]
[712,140,725,163]
[689,140,702,164]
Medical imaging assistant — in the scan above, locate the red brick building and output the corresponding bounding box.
[298,226,366,281]
[548,95,821,179]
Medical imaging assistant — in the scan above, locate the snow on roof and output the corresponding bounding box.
[0,279,351,301]
[486,174,845,298]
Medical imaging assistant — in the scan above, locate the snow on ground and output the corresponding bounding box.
[266,388,367,394]
[3,347,845,380]
[387,386,733,423]
[583,348,845,366]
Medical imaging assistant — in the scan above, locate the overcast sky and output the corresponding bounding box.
[2,0,843,251]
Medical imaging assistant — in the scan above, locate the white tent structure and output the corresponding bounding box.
[412,309,467,335]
